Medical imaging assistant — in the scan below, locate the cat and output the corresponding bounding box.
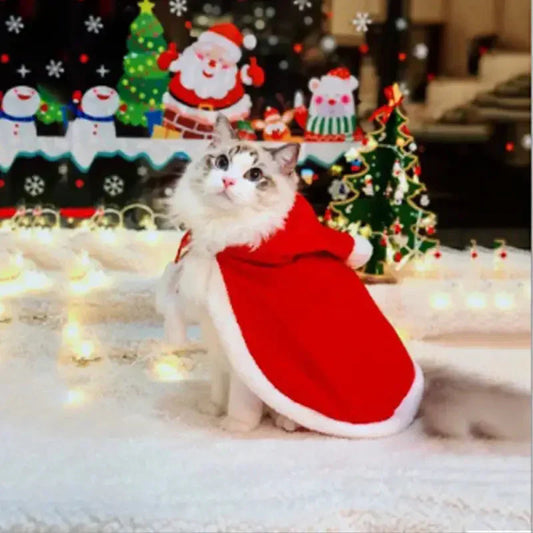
[159,114,531,440]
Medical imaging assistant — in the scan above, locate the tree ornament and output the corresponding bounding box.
[393,251,403,263]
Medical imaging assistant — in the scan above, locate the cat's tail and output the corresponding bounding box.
[419,364,531,441]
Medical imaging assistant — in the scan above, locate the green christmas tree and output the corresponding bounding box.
[326,85,438,277]
[117,0,169,128]
[36,86,63,125]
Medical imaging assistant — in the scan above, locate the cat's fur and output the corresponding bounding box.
[165,114,531,440]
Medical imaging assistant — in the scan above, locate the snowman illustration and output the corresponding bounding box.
[67,86,122,143]
[0,86,41,144]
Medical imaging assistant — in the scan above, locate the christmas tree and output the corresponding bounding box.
[36,86,63,125]
[116,0,169,128]
[326,84,438,277]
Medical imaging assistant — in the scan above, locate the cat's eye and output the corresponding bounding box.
[246,167,263,181]
[214,154,229,170]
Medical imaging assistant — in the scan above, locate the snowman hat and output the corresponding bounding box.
[198,23,255,63]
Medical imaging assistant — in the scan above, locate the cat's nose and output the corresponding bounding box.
[328,98,336,105]
[222,177,236,188]
[208,59,217,68]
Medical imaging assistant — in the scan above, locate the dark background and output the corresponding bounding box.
[0,0,530,247]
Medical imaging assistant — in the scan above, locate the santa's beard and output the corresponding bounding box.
[176,46,239,99]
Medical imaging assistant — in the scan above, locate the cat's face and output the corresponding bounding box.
[186,115,300,212]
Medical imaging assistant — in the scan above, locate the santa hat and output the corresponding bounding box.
[264,106,281,122]
[198,23,255,63]
[324,67,359,90]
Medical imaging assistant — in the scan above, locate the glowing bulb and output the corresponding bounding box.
[430,292,452,310]
[78,340,94,360]
[63,321,80,341]
[494,292,514,310]
[65,388,86,407]
[466,292,487,310]
[152,356,184,382]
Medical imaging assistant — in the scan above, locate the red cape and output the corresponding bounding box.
[207,195,423,437]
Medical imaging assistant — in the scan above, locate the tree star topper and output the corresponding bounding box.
[138,0,155,14]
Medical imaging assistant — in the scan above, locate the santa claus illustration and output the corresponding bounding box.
[157,23,264,138]
[0,86,42,144]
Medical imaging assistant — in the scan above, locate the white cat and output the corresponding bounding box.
[157,115,531,440]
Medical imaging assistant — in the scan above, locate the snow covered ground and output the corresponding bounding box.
[0,233,531,531]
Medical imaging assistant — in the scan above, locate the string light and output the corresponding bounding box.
[430,292,452,310]
[151,355,186,382]
[63,321,81,342]
[494,292,514,311]
[465,292,487,310]
[65,388,86,407]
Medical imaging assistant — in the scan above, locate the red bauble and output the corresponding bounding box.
[119,103,128,112]
[0,54,9,64]
[471,251,478,259]
[79,54,89,63]
[75,179,85,189]
[393,251,403,262]
[0,179,5,189]
[40,103,49,112]
[380,238,387,246]
[426,226,435,235]
[434,250,442,259]
[500,250,508,259]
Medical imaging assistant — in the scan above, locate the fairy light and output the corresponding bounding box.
[63,321,80,342]
[151,355,185,382]
[65,388,86,407]
[430,292,452,310]
[466,292,487,310]
[78,340,94,360]
[494,292,514,311]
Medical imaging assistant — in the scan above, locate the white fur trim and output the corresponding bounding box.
[169,58,181,73]
[207,262,424,438]
[163,92,252,123]
[198,31,241,62]
[240,65,253,86]
[347,235,373,269]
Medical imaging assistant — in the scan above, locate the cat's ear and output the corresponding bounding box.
[270,143,300,176]
[210,114,237,147]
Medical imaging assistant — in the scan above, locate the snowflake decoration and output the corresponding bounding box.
[6,15,24,34]
[420,194,430,207]
[17,64,30,78]
[413,43,429,60]
[137,165,149,177]
[352,12,372,33]
[103,175,125,197]
[169,0,188,16]
[58,164,68,176]
[96,64,110,78]
[293,0,312,10]
[46,60,64,78]
[328,179,349,201]
[24,175,46,197]
[85,15,104,34]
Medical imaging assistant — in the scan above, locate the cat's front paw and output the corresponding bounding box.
[273,413,300,432]
[219,415,259,433]
[197,398,224,417]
